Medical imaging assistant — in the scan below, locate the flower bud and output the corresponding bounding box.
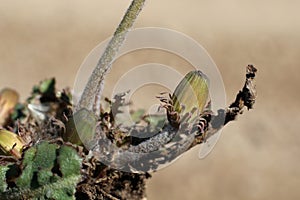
[172,70,209,120]
[0,129,24,158]
[0,88,19,126]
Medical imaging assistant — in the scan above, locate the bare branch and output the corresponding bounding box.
[190,65,258,148]
[225,64,257,124]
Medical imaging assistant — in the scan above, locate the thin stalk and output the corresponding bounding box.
[75,0,146,114]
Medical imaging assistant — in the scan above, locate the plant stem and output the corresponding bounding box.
[75,0,146,114]
[108,66,257,172]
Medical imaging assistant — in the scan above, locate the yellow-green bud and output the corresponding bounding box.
[172,70,209,120]
[0,129,24,159]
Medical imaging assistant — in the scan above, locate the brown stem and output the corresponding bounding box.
[190,65,258,148]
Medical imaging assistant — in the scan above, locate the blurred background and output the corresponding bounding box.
[0,0,299,199]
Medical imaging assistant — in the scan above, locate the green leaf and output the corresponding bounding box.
[130,109,145,123]
[39,78,55,94]
[58,145,81,177]
[0,165,10,192]
[1,142,82,200]
[16,142,57,189]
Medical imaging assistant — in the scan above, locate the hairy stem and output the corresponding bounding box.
[75,0,146,115]
[129,65,257,153]
[106,65,257,172]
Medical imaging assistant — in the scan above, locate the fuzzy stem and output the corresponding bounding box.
[107,65,257,172]
[75,0,146,114]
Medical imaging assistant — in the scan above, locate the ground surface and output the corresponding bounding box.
[0,1,299,199]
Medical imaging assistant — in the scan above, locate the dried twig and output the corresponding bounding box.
[190,64,257,148]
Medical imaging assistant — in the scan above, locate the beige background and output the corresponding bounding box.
[1,1,299,199]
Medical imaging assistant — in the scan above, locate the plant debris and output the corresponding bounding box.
[0,65,257,199]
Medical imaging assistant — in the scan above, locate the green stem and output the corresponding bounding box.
[75,0,146,114]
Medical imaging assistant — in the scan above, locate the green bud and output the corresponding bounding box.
[64,108,97,146]
[172,70,209,119]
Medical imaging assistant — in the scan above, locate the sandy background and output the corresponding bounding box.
[0,0,300,199]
